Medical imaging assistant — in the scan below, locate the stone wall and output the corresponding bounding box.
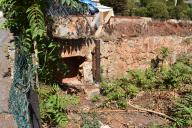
[100,36,192,79]
[54,16,192,82]
[98,17,192,80]
[60,39,96,84]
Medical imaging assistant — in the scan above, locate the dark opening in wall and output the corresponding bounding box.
[63,56,86,78]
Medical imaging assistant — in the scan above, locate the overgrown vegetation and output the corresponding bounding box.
[1,0,192,127]
[0,0,88,85]
[171,93,192,127]
[101,48,192,110]
[38,84,79,127]
[101,0,192,20]
[0,0,88,127]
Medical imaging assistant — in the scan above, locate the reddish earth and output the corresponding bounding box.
[108,20,192,39]
[65,87,178,128]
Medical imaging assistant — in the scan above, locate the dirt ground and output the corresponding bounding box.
[104,19,192,40]
[65,87,180,128]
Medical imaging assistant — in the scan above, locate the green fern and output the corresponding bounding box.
[26,4,46,40]
[39,84,79,127]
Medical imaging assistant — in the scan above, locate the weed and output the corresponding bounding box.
[171,93,192,127]
[100,78,139,108]
[117,98,128,109]
[100,55,192,109]
[38,84,79,127]
[160,47,169,61]
[91,95,100,102]
[81,112,101,128]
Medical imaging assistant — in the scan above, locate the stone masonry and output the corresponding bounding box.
[54,16,192,83]
[100,36,192,79]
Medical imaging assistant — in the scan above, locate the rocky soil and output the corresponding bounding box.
[63,85,177,128]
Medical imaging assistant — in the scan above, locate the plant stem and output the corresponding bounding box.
[34,40,39,88]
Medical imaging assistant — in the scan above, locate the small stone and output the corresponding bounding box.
[0,11,3,18]
[81,105,90,113]
[84,88,100,100]
[68,113,81,121]
[99,121,111,128]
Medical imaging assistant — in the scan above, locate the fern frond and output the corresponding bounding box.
[26,4,46,40]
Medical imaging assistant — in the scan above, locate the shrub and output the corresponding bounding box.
[177,54,192,67]
[100,55,192,109]
[140,0,167,7]
[159,55,192,89]
[168,6,177,19]
[101,0,191,20]
[116,98,128,109]
[101,78,139,100]
[38,84,79,127]
[127,69,157,89]
[100,78,139,108]
[100,0,128,15]
[146,2,169,19]
[140,0,154,7]
[187,8,192,20]
[126,0,138,16]
[171,93,192,127]
[135,7,148,17]
[176,4,191,20]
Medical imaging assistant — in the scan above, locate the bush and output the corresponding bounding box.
[100,78,139,108]
[135,7,148,17]
[167,6,177,19]
[140,0,167,7]
[100,0,128,15]
[126,0,138,16]
[101,78,139,100]
[127,68,157,89]
[38,84,79,127]
[100,54,192,112]
[101,55,192,104]
[176,4,191,20]
[101,79,139,100]
[146,2,169,19]
[187,8,192,20]
[171,93,192,127]
[101,0,192,20]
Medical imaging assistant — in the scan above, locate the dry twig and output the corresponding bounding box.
[127,101,175,122]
